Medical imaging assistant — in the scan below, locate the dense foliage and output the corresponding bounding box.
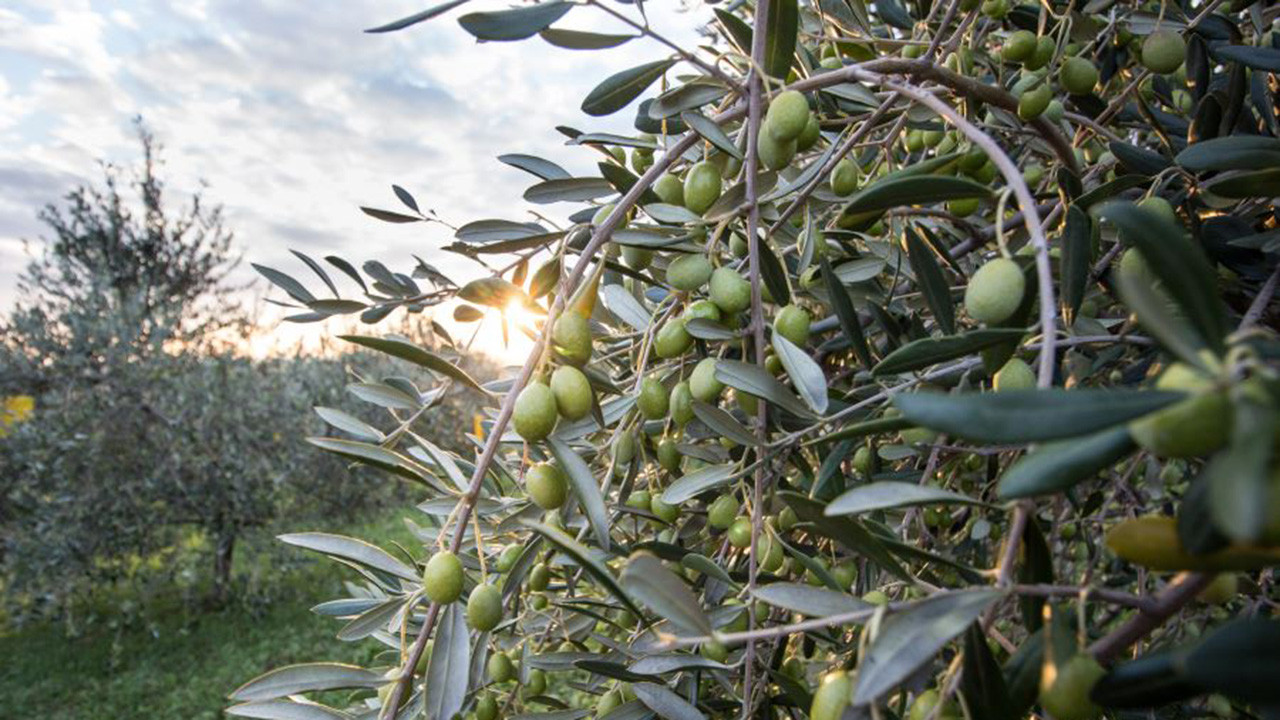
[0,128,483,623]
[240,2,1279,720]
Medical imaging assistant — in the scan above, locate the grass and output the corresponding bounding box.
[0,506,417,720]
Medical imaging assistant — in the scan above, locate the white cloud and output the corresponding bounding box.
[0,0,714,357]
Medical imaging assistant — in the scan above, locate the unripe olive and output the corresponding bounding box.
[1059,56,1099,95]
[598,689,624,715]
[921,129,944,147]
[948,197,980,217]
[959,146,988,173]
[626,489,652,510]
[981,0,1009,19]
[831,561,857,590]
[684,299,720,323]
[852,445,873,477]
[901,426,939,445]
[728,517,753,548]
[550,365,593,421]
[964,258,1025,324]
[553,312,593,364]
[766,90,811,143]
[654,319,693,358]
[495,544,522,572]
[1024,164,1045,187]
[613,430,636,466]
[760,533,785,572]
[863,589,890,605]
[810,671,854,720]
[758,126,798,171]
[972,159,997,184]
[638,376,669,420]
[735,388,759,418]
[708,493,739,529]
[796,113,822,151]
[422,550,464,604]
[1138,195,1178,226]
[1198,573,1238,604]
[466,583,503,631]
[650,495,679,523]
[666,254,713,291]
[906,129,925,153]
[657,437,681,472]
[631,148,653,174]
[690,357,725,403]
[526,462,568,510]
[1128,389,1231,458]
[622,244,653,270]
[487,651,516,683]
[1039,654,1105,720]
[709,266,752,314]
[700,639,729,662]
[474,692,498,720]
[830,158,859,196]
[765,354,783,375]
[778,506,799,531]
[528,562,551,591]
[1024,36,1055,72]
[1018,82,1053,121]
[773,304,812,347]
[607,146,626,165]
[525,668,547,696]
[655,173,685,206]
[513,382,558,442]
[908,690,961,720]
[684,161,723,215]
[1003,30,1037,63]
[1142,30,1185,74]
[670,381,695,427]
[994,357,1036,391]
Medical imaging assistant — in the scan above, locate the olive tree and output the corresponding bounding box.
[235,2,1280,720]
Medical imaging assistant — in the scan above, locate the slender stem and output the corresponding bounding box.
[741,0,771,713]
[1088,572,1213,662]
[1240,263,1279,329]
[588,0,743,91]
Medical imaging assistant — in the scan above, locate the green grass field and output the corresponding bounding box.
[0,507,416,719]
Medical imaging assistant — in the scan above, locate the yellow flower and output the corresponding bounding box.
[1,395,35,437]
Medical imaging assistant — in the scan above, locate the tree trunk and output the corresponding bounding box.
[210,529,236,608]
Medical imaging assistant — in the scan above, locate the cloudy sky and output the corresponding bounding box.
[0,0,710,359]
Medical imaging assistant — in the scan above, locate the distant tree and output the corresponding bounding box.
[0,118,239,394]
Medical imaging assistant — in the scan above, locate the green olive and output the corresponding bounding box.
[1018,82,1053,120]
[964,258,1025,324]
[622,244,654,270]
[709,266,752,314]
[684,161,724,215]
[495,544,522,572]
[852,445,873,477]
[650,494,679,523]
[553,312,593,364]
[728,517,753,548]
[758,126,798,171]
[666,254,713,292]
[1198,573,1238,605]
[1059,56,1099,95]
[686,298,723,323]
[948,197,980,217]
[550,365,593,421]
[670,381,695,427]
[626,489,652,511]
[513,382,558,442]
[796,112,822,151]
[908,690,961,720]
[466,583,503,631]
[1142,29,1186,74]
[637,375,669,420]
[526,461,568,510]
[690,357,725,403]
[1039,654,1105,720]
[810,671,853,720]
[654,319,694,358]
[525,668,547,696]
[765,90,811,143]
[1002,30,1037,63]
[528,562,551,591]
[830,158,859,196]
[657,436,682,472]
[993,357,1037,391]
[1128,388,1231,458]
[774,304,812,346]
[654,173,685,206]
[708,493,739,530]
[487,651,516,683]
[700,640,729,662]
[474,692,498,720]
[422,550,464,604]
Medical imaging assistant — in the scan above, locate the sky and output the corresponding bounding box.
[0,0,711,362]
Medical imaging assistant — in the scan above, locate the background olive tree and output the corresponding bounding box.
[237,2,1279,720]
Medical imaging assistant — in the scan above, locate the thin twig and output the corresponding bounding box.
[1088,572,1213,662]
